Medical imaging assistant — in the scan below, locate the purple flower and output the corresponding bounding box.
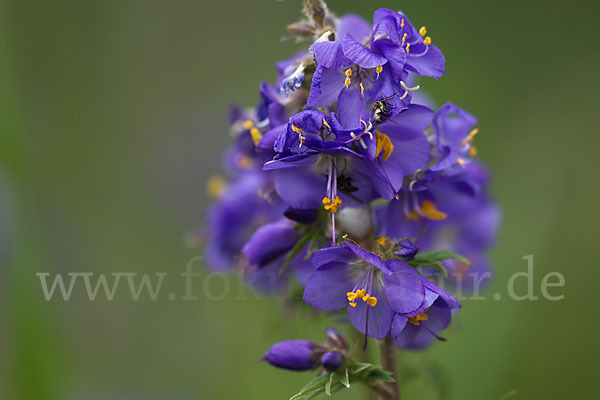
[303,243,426,339]
[429,102,479,172]
[391,277,461,349]
[262,340,320,371]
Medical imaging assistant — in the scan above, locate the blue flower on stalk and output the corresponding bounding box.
[262,340,321,371]
[303,243,426,339]
[391,275,461,349]
[429,102,480,172]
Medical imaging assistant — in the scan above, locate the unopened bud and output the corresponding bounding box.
[262,340,319,371]
[394,239,419,261]
[321,351,344,372]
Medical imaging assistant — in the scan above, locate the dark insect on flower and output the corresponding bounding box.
[371,92,400,124]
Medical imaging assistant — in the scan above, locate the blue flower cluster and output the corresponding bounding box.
[204,5,498,355]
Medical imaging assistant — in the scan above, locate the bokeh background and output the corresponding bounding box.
[1,0,599,399]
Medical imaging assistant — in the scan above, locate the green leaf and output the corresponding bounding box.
[415,250,470,265]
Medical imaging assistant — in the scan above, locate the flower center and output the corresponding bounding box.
[322,196,342,213]
[346,288,378,308]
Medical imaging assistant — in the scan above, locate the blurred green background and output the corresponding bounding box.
[1,0,599,399]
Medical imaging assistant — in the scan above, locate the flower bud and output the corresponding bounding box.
[321,351,343,372]
[242,219,299,268]
[262,340,319,371]
[395,239,419,261]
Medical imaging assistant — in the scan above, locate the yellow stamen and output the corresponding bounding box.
[291,124,303,134]
[206,176,226,199]
[342,233,349,239]
[360,82,365,93]
[401,33,407,43]
[420,200,447,220]
[469,146,478,157]
[367,297,378,307]
[323,196,342,213]
[375,131,395,160]
[405,43,410,53]
[457,157,465,166]
[377,236,387,246]
[419,26,427,36]
[401,19,405,28]
[405,200,447,221]
[349,302,357,307]
[250,128,262,146]
[243,120,254,130]
[375,65,383,74]
[322,118,330,130]
[408,312,429,326]
[344,77,351,87]
[345,68,353,77]
[299,135,305,145]
[461,128,479,146]
[424,36,432,46]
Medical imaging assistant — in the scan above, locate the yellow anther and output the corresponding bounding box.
[377,236,387,246]
[401,19,405,28]
[419,26,427,37]
[349,302,357,307]
[375,131,395,160]
[360,82,365,93]
[345,68,353,77]
[424,36,432,46]
[347,291,360,302]
[357,289,366,298]
[408,311,429,326]
[206,175,227,199]
[243,120,254,130]
[460,129,479,146]
[250,128,262,146]
[406,200,447,221]
[457,157,465,166]
[322,118,330,129]
[405,43,410,53]
[299,135,305,145]
[342,233,349,239]
[401,33,407,43]
[376,65,383,74]
[367,297,378,307]
[469,146,478,157]
[323,196,343,213]
[344,77,351,87]
[291,124,303,134]
[420,200,447,220]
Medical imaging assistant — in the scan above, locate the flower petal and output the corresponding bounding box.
[343,34,388,69]
[303,261,355,310]
[312,41,353,69]
[311,246,357,268]
[274,167,326,209]
[348,283,394,339]
[383,259,425,314]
